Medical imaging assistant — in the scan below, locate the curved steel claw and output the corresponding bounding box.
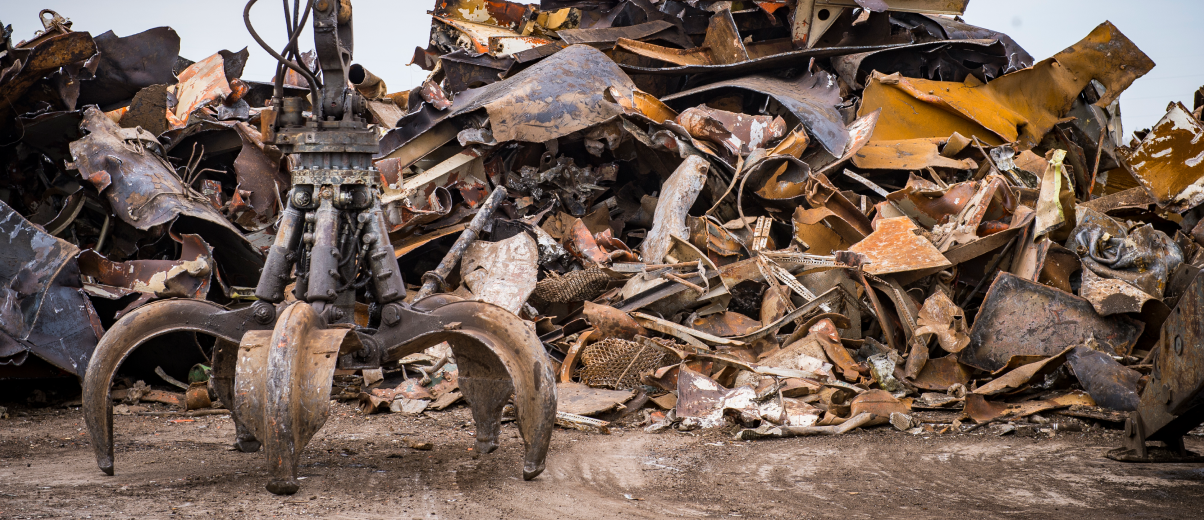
[82,299,273,476]
[233,302,361,495]
[381,300,558,480]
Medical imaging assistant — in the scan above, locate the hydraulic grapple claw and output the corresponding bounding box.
[377,299,558,481]
[233,302,361,495]
[82,300,271,477]
[81,0,558,493]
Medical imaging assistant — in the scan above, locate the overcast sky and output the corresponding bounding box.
[2,1,1201,137]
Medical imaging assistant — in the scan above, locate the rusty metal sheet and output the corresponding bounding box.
[858,71,1003,147]
[564,218,609,264]
[461,232,539,315]
[439,49,514,93]
[832,39,1011,89]
[1123,102,1204,210]
[690,312,761,338]
[849,389,910,419]
[556,382,634,416]
[1079,268,1156,317]
[662,70,847,156]
[615,9,746,67]
[912,290,969,353]
[676,364,759,429]
[848,217,951,276]
[1079,187,1156,215]
[858,22,1153,149]
[432,0,531,31]
[964,391,1093,424]
[490,35,555,57]
[77,234,214,299]
[232,122,288,228]
[793,207,851,256]
[77,27,180,108]
[886,181,977,228]
[583,301,647,340]
[0,31,96,128]
[972,346,1073,396]
[812,108,879,175]
[447,44,634,143]
[909,355,971,391]
[0,200,99,376]
[961,272,1144,372]
[812,318,865,382]
[558,20,681,49]
[69,107,239,233]
[614,42,904,76]
[641,155,709,264]
[851,138,978,170]
[432,16,522,55]
[676,106,786,156]
[170,52,232,128]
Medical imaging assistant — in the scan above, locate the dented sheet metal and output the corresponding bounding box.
[77,27,180,108]
[0,200,99,376]
[461,232,539,314]
[961,273,1143,372]
[170,53,232,128]
[852,138,977,170]
[662,70,848,156]
[859,22,1153,149]
[69,107,243,234]
[447,45,634,143]
[1124,102,1204,210]
[641,155,709,264]
[848,217,951,276]
[77,234,214,299]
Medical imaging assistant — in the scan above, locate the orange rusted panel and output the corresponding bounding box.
[848,217,951,276]
[1124,102,1204,209]
[852,137,979,170]
[859,22,1153,150]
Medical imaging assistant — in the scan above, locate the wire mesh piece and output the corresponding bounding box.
[532,265,610,303]
[578,337,669,390]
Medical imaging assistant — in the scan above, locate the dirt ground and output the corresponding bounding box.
[2,395,1203,519]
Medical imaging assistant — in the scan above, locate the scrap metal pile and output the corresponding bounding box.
[4,1,1204,452]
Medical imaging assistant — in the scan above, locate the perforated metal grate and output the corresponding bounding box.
[578,337,672,390]
[532,265,610,303]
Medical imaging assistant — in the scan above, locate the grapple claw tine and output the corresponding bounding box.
[400,301,557,480]
[460,376,513,455]
[82,300,268,477]
[233,302,361,495]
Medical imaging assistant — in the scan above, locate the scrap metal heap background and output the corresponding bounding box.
[2,2,1204,446]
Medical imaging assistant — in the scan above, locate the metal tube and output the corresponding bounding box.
[414,186,507,301]
[307,195,340,301]
[255,201,306,302]
[349,64,387,100]
[363,200,406,303]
